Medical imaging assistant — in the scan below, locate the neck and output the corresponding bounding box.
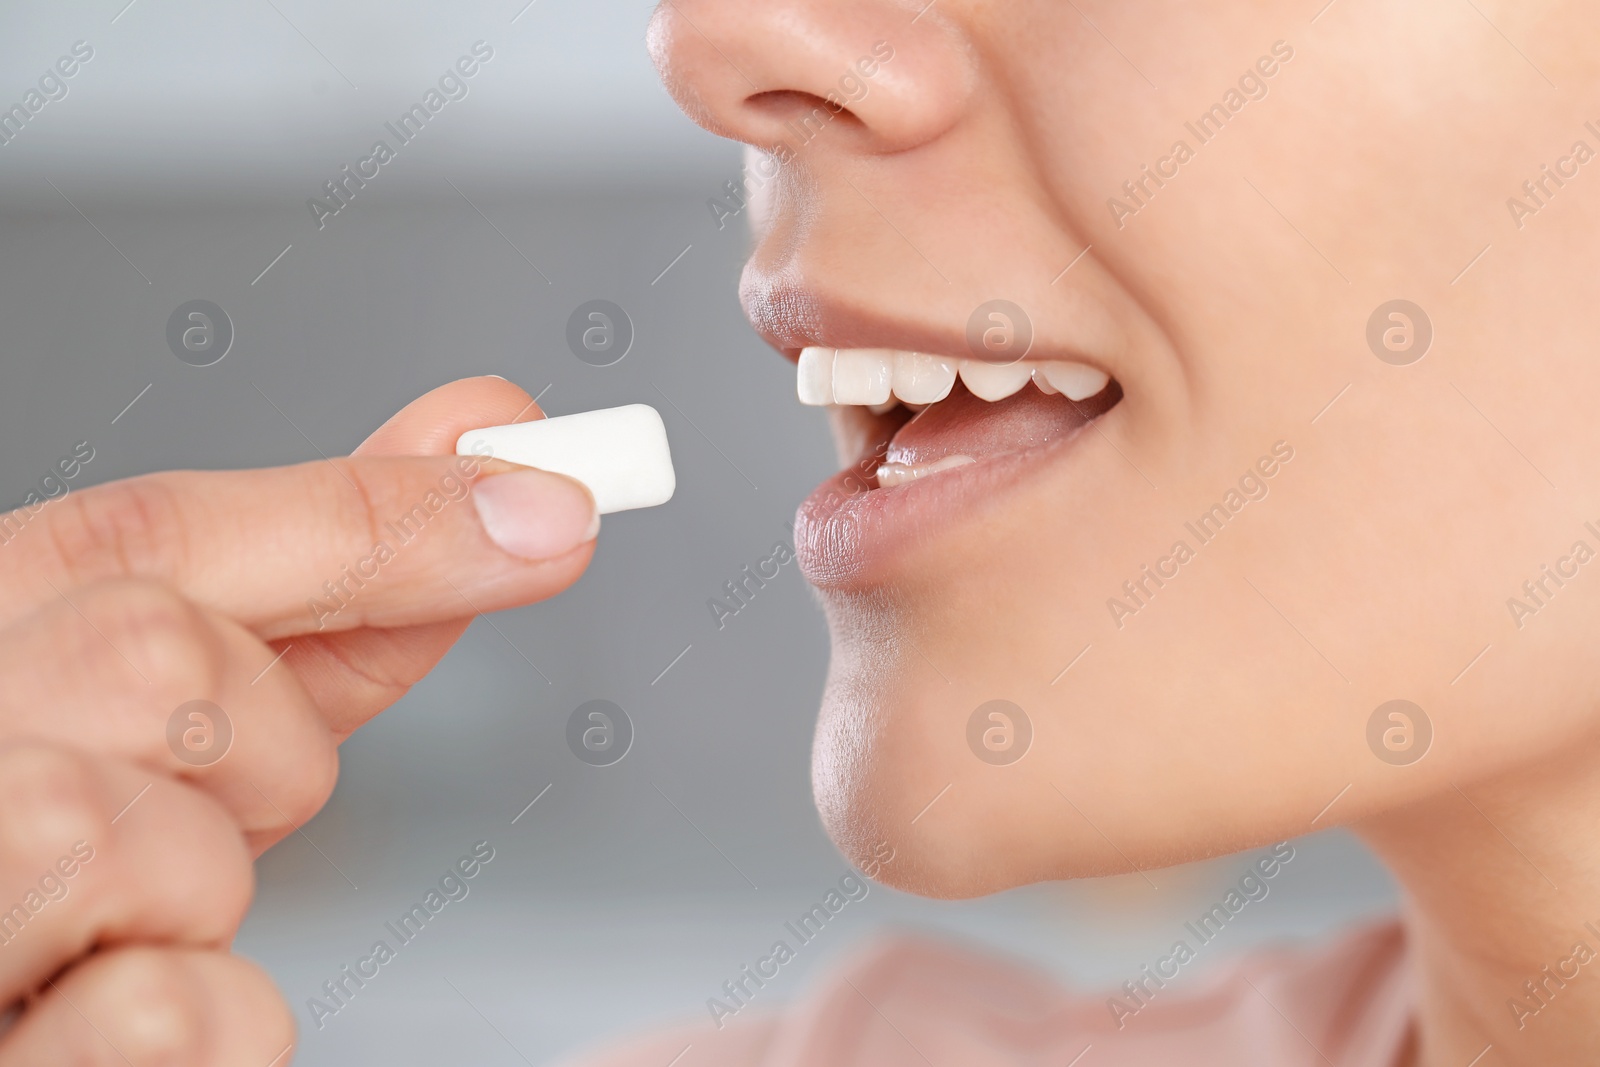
[1357,734,1600,1067]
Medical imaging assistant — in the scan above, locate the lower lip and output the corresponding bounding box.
[793,413,1109,588]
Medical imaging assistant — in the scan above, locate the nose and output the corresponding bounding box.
[647,0,975,156]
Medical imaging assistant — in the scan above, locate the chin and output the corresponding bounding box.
[807,633,1126,901]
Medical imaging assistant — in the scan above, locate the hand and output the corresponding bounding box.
[0,377,594,1065]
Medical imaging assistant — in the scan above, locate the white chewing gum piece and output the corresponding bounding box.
[455,404,676,515]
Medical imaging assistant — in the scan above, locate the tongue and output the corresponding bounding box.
[885,379,1121,467]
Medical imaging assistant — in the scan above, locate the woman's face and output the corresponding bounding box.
[651,0,1600,896]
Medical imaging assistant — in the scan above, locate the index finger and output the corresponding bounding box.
[0,443,598,643]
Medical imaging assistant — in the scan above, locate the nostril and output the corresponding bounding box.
[651,4,972,157]
[746,89,865,133]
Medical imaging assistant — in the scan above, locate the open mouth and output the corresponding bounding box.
[794,346,1123,490]
[785,344,1124,583]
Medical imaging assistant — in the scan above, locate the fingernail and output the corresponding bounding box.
[473,470,599,560]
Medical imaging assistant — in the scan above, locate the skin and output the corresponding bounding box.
[4,2,1596,1064]
[645,0,1600,1063]
[0,378,599,1063]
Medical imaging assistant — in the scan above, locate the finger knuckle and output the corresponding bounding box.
[75,579,225,705]
[91,951,208,1065]
[224,955,297,1050]
[276,741,341,831]
[41,473,190,589]
[161,807,257,939]
[326,460,388,572]
[0,741,107,864]
[81,951,294,1067]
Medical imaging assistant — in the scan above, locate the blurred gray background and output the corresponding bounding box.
[0,2,1397,1064]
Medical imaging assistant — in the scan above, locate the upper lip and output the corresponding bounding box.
[740,280,1120,379]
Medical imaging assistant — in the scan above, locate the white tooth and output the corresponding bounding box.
[1031,367,1059,395]
[876,454,977,489]
[1040,361,1111,401]
[868,399,899,415]
[958,359,1034,401]
[797,347,835,406]
[832,348,894,405]
[891,352,957,405]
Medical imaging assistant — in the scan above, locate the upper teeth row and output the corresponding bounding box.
[796,347,1110,407]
